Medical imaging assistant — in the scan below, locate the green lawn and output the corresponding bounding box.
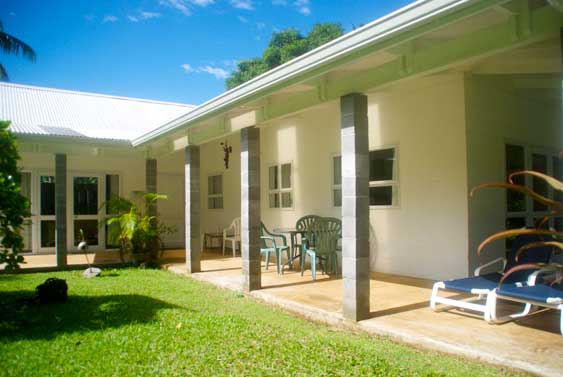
[0,269,526,377]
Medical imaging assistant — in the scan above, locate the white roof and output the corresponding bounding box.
[0,82,195,141]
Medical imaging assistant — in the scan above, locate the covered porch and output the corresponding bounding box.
[164,249,563,377]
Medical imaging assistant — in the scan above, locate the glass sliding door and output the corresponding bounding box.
[71,175,101,250]
[38,175,56,252]
[20,172,32,253]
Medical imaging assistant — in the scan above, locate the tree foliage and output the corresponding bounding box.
[0,120,30,271]
[0,20,36,81]
[226,23,343,90]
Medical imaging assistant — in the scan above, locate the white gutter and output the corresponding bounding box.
[132,0,496,147]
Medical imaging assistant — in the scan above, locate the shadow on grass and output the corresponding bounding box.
[0,290,184,341]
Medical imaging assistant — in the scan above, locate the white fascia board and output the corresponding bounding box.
[132,0,493,147]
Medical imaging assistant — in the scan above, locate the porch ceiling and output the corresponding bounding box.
[137,0,563,156]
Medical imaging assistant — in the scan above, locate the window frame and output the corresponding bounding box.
[369,145,399,209]
[504,141,560,230]
[268,161,294,209]
[207,173,224,210]
[331,154,342,208]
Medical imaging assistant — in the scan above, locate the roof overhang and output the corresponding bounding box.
[132,0,563,149]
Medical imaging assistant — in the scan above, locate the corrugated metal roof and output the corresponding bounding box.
[0,82,196,141]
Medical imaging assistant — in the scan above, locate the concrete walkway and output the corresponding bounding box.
[165,251,563,377]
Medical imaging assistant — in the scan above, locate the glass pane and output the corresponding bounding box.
[333,156,341,185]
[105,175,120,214]
[269,166,278,190]
[505,144,526,212]
[369,149,395,182]
[281,163,291,189]
[555,217,563,232]
[215,197,223,209]
[369,186,393,206]
[269,193,279,208]
[40,176,55,216]
[74,177,98,215]
[74,219,98,246]
[22,219,32,252]
[505,217,526,249]
[40,220,56,248]
[281,192,292,208]
[208,175,222,195]
[553,156,562,204]
[208,198,214,209]
[532,154,548,211]
[333,189,342,207]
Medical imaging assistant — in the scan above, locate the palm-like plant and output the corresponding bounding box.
[103,193,175,265]
[0,20,36,80]
[471,167,563,278]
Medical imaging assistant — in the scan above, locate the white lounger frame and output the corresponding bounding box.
[430,257,532,322]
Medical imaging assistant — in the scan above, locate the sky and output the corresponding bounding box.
[0,0,413,105]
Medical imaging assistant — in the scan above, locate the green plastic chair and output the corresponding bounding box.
[260,222,290,275]
[300,218,340,281]
[323,217,342,274]
[295,215,322,266]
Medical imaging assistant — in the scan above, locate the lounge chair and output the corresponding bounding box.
[486,272,562,335]
[430,234,553,321]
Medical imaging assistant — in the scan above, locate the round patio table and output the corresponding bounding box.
[272,227,303,269]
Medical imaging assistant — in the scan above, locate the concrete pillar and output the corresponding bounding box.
[184,146,201,273]
[55,153,67,269]
[146,158,157,217]
[341,93,370,321]
[240,127,261,291]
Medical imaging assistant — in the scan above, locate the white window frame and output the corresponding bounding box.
[268,162,293,209]
[207,173,224,210]
[505,141,560,230]
[369,145,399,209]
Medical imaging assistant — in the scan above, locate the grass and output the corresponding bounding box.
[0,268,527,377]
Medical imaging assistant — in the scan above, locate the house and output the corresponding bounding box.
[2,0,562,321]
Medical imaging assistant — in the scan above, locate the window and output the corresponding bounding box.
[269,163,293,208]
[332,147,398,207]
[332,156,342,207]
[20,172,32,252]
[505,144,561,242]
[369,148,397,206]
[208,174,223,209]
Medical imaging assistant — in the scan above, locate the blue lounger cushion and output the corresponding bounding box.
[497,283,563,304]
[443,273,502,293]
[442,270,541,293]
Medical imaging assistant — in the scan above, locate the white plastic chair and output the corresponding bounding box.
[222,217,241,257]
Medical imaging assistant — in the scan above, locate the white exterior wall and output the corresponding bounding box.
[19,149,186,251]
[198,73,469,280]
[465,75,562,272]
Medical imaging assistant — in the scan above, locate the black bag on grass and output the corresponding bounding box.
[36,278,68,304]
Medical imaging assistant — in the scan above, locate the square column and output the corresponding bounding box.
[146,158,157,217]
[240,127,261,291]
[55,153,67,269]
[341,93,370,321]
[184,146,201,273]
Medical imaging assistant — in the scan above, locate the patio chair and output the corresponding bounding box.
[430,233,553,321]
[301,218,339,281]
[295,215,322,263]
[486,269,562,334]
[222,217,241,257]
[260,222,290,275]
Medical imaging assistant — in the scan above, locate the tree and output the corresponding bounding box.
[0,120,30,271]
[226,23,344,90]
[0,20,36,80]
